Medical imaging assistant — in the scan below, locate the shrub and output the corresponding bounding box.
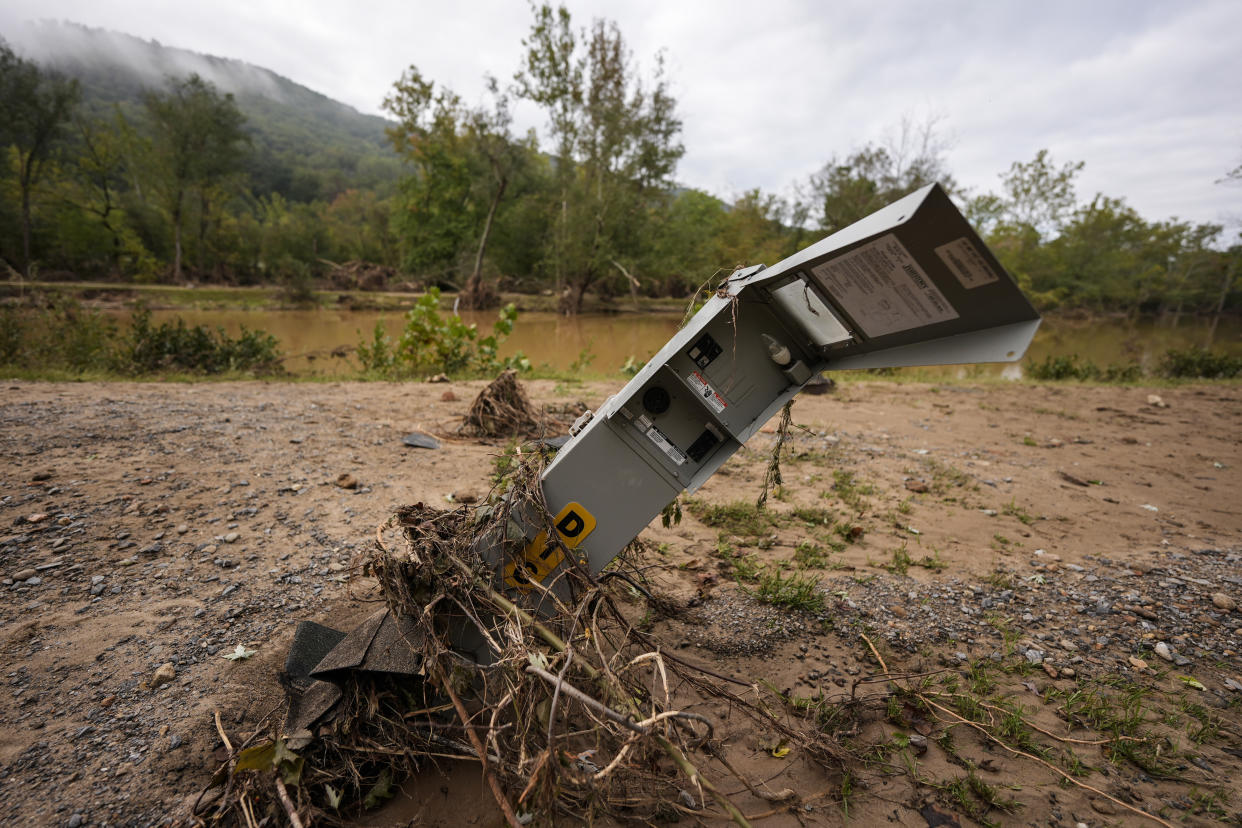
[360,288,529,378]
[121,306,282,374]
[1158,347,1242,379]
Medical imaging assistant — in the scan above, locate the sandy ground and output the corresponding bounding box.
[1,377,1240,827]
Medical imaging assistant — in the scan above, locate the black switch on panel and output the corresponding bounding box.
[686,428,721,462]
[687,333,722,369]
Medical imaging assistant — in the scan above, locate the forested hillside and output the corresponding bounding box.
[1,10,1238,318]
[12,20,400,201]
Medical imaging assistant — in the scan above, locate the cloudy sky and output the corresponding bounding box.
[4,0,1240,233]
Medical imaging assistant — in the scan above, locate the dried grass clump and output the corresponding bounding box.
[460,370,541,438]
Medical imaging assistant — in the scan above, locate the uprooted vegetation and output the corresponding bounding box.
[194,436,1237,826]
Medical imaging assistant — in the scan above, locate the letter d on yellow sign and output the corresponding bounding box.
[502,502,596,590]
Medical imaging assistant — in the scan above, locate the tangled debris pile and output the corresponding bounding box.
[197,452,849,826]
[459,369,543,438]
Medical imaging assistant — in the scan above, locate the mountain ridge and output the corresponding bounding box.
[5,20,401,201]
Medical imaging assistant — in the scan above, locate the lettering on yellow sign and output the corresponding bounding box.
[502,502,596,590]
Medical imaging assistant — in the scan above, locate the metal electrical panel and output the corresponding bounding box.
[496,183,1040,612]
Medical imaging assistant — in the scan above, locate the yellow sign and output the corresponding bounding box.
[503,502,596,590]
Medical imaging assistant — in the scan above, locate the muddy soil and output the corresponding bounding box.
[1,378,1239,827]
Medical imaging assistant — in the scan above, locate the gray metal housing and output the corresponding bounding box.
[509,183,1040,606]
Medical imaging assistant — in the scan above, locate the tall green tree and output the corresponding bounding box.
[806,118,956,236]
[142,74,248,280]
[384,67,476,282]
[0,40,80,275]
[516,3,684,313]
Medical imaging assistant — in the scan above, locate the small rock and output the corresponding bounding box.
[223,532,240,544]
[140,542,163,556]
[202,544,218,555]
[151,662,177,688]
[289,436,304,444]
[1128,655,1148,671]
[1211,592,1236,611]
[440,390,458,402]
[1042,661,1059,679]
[1154,641,1173,662]
[25,576,42,586]
[1090,798,1117,816]
[68,815,85,828]
[170,733,183,749]
[176,524,189,535]
[27,513,48,523]
[451,491,479,504]
[1145,394,1166,408]
[1060,667,1076,678]
[907,733,928,755]
[328,562,345,573]
[1024,649,1045,665]
[335,473,359,490]
[12,568,37,581]
[904,479,929,493]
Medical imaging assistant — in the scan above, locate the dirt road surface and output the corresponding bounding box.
[1,378,1240,826]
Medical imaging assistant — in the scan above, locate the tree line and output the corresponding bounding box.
[2,5,1239,317]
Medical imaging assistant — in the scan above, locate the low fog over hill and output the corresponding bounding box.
[4,20,400,201]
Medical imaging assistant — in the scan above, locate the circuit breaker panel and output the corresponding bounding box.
[498,183,1041,609]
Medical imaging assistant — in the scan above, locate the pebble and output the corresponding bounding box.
[176,524,189,534]
[151,662,177,688]
[1211,592,1236,611]
[335,473,359,490]
[12,568,37,581]
[25,576,42,586]
[68,815,84,828]
[1128,655,1148,671]
[223,532,240,544]
[1154,641,1173,661]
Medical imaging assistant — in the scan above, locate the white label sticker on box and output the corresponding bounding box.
[686,371,728,414]
[811,234,958,337]
[935,237,1000,289]
[644,424,686,466]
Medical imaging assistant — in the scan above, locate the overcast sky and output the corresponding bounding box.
[4,0,1240,233]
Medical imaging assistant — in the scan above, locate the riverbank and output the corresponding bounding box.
[1,379,1239,825]
[0,279,694,315]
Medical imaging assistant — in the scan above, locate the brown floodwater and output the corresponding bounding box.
[127,307,1242,378]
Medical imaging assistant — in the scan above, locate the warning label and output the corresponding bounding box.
[935,237,999,289]
[811,235,958,337]
[686,371,728,414]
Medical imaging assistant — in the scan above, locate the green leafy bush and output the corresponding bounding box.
[1026,354,1099,381]
[358,288,529,378]
[122,307,283,374]
[0,301,281,375]
[1027,354,1143,383]
[1158,348,1242,379]
[0,300,118,373]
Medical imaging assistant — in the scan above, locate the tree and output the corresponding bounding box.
[806,117,956,236]
[384,67,477,283]
[997,149,1084,237]
[0,40,80,275]
[386,70,530,308]
[516,3,684,313]
[143,74,248,280]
